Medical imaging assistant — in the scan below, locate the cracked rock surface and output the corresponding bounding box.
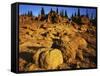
[19,11,97,72]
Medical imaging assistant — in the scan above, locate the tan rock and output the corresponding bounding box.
[81,15,90,25]
[33,49,63,69]
[33,49,46,65]
[62,37,87,63]
[25,63,40,71]
[44,49,63,69]
[19,58,27,71]
[80,24,89,32]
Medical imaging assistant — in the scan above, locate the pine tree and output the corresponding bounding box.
[86,9,89,18]
[50,8,53,13]
[71,13,73,19]
[74,12,77,17]
[27,11,30,16]
[78,8,80,17]
[65,10,68,18]
[94,16,97,25]
[30,11,33,16]
[60,10,64,17]
[91,13,93,20]
[91,14,97,26]
[56,8,59,14]
[41,7,45,15]
[27,11,33,16]
[62,10,64,17]
[60,10,62,16]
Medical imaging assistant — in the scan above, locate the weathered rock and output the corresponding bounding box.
[47,11,68,24]
[44,49,63,69]
[25,63,40,71]
[19,58,27,71]
[38,14,46,21]
[33,49,63,69]
[33,48,47,65]
[19,40,42,52]
[62,36,87,63]
[80,24,89,32]
[47,11,59,23]
[19,12,96,70]
[81,15,90,25]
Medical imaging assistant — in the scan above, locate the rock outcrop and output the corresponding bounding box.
[19,10,96,71]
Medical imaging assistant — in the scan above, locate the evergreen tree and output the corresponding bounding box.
[56,8,59,14]
[94,16,97,25]
[71,13,73,19]
[62,10,64,17]
[60,10,61,16]
[78,8,80,17]
[74,12,77,17]
[28,11,33,16]
[65,10,68,18]
[50,8,53,13]
[30,11,33,16]
[60,10,62,16]
[72,13,81,25]
[91,13,93,20]
[86,9,89,18]
[60,10,64,17]
[41,7,45,15]
[91,14,97,26]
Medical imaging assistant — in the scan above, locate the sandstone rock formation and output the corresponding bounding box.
[19,10,97,71]
[33,49,63,69]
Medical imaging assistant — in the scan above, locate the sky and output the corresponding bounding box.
[19,4,96,19]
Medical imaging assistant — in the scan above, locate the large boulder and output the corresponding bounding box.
[44,49,63,69]
[33,49,63,69]
[81,15,90,25]
[47,11,68,24]
[62,36,87,63]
